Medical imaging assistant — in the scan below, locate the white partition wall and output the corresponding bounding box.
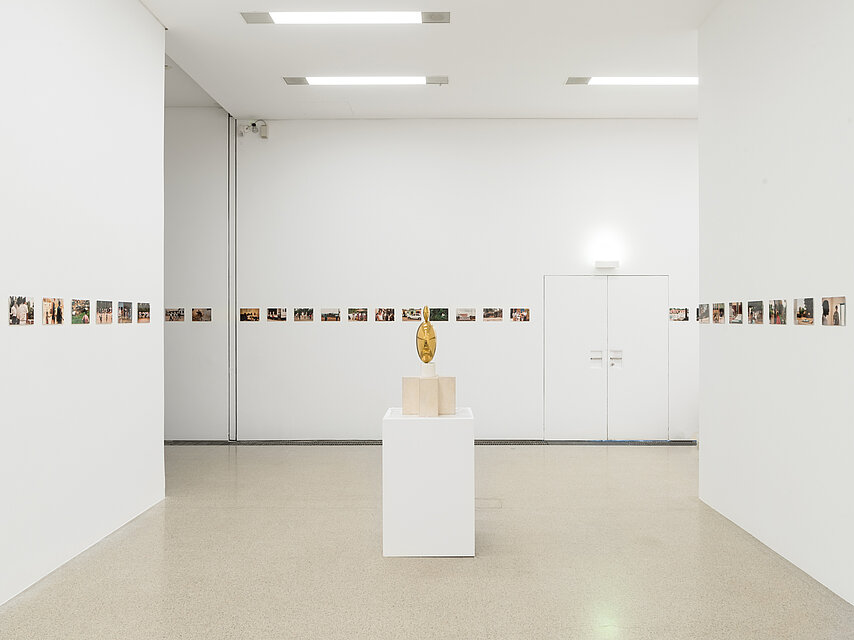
[233,119,700,440]
[699,0,854,604]
[0,0,165,605]
[164,106,230,440]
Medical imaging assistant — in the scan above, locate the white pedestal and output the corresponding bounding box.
[382,407,475,557]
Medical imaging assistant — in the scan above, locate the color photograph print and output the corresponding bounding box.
[795,298,814,325]
[511,308,530,322]
[321,308,341,322]
[165,308,184,322]
[729,302,743,324]
[138,303,150,323]
[821,297,846,326]
[117,301,133,324]
[72,299,90,325]
[375,308,394,322]
[698,304,710,324]
[9,296,35,325]
[97,301,113,324]
[456,308,476,322]
[402,308,422,322]
[768,299,787,325]
[669,308,689,322]
[294,308,313,322]
[483,308,503,321]
[428,307,449,322]
[192,308,212,322]
[348,308,367,322]
[747,300,764,324]
[267,308,286,322]
[712,303,725,324]
[240,308,260,322]
[42,298,64,325]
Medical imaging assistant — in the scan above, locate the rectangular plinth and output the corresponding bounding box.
[382,407,474,557]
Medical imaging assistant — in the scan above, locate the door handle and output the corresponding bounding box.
[589,350,603,369]
[609,350,623,368]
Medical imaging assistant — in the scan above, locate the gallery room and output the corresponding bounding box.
[1,0,852,637]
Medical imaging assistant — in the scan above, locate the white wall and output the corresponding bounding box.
[699,0,854,604]
[164,107,230,440]
[234,119,699,440]
[0,0,165,605]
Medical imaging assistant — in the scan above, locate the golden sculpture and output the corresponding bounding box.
[416,306,437,363]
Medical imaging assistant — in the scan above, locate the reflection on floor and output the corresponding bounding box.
[1,445,852,639]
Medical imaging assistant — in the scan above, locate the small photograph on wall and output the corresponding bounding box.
[375,308,394,322]
[729,302,743,324]
[97,301,113,324]
[71,299,90,325]
[483,308,503,321]
[698,304,710,324]
[321,308,341,322]
[795,298,814,325]
[117,302,133,324]
[456,308,476,322]
[240,308,260,322]
[712,303,725,324]
[267,308,287,322]
[165,308,184,322]
[429,307,449,322]
[42,298,64,325]
[768,299,787,325]
[294,308,314,321]
[402,308,422,322]
[511,308,530,322]
[821,297,846,326]
[348,308,367,322]
[192,308,212,322]
[138,303,150,324]
[669,308,689,322]
[9,296,35,325]
[747,300,764,324]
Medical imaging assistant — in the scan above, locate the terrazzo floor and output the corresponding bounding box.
[0,444,852,639]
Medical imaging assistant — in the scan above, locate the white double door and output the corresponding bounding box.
[545,275,669,440]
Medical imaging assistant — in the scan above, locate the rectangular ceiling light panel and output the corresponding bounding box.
[305,76,427,85]
[586,77,698,86]
[266,11,450,24]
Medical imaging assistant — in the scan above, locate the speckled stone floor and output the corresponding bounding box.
[0,444,851,639]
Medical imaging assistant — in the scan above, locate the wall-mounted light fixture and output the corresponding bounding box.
[589,230,623,269]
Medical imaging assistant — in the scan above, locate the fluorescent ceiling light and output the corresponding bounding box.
[566,77,698,86]
[242,11,450,25]
[285,76,448,86]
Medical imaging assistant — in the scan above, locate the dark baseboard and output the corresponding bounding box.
[166,439,697,447]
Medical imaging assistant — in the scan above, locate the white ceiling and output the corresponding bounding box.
[147,0,720,120]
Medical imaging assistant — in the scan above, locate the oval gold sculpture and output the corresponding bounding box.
[416,306,437,363]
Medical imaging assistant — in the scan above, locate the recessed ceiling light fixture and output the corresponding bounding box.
[566,77,698,86]
[284,76,448,86]
[242,11,450,25]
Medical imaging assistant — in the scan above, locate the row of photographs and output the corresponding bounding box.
[8,297,150,325]
[669,297,846,326]
[165,307,532,322]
